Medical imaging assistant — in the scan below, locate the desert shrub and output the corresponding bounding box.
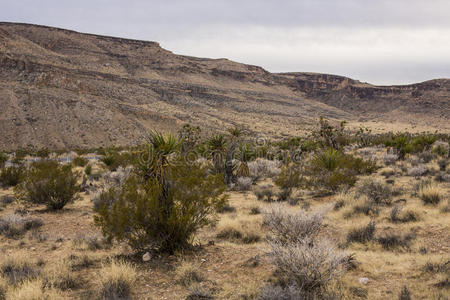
[0,165,25,187]
[390,205,419,223]
[268,239,349,292]
[98,260,137,300]
[186,285,213,300]
[263,205,326,245]
[0,253,37,285]
[15,160,80,210]
[418,151,434,163]
[437,159,447,171]
[72,156,88,167]
[399,285,412,300]
[84,164,92,176]
[175,262,203,286]
[350,199,379,217]
[94,158,227,253]
[432,141,449,157]
[347,221,376,244]
[0,276,7,300]
[217,203,236,213]
[101,166,133,187]
[313,117,349,150]
[417,181,442,205]
[0,214,43,239]
[356,179,393,205]
[0,153,8,169]
[1,195,14,206]
[407,165,428,177]
[307,149,376,192]
[275,164,303,201]
[248,158,281,179]
[72,234,105,251]
[377,232,415,250]
[235,177,252,191]
[249,206,261,215]
[382,153,399,165]
[254,185,275,202]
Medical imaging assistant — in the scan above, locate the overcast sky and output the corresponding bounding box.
[1,0,449,85]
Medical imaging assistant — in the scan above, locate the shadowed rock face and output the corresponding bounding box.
[0,22,449,150]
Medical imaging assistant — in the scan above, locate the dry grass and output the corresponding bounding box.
[5,278,63,300]
[418,182,443,205]
[42,260,78,291]
[175,261,204,287]
[0,251,38,285]
[97,260,137,300]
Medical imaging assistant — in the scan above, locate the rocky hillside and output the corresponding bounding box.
[0,22,449,150]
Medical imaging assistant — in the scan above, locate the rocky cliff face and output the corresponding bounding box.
[0,22,448,150]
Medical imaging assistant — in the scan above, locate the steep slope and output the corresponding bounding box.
[0,22,448,150]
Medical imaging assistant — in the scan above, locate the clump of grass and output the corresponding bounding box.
[377,232,415,250]
[417,181,442,205]
[175,262,203,287]
[72,234,104,251]
[422,260,449,274]
[98,260,137,300]
[217,203,236,213]
[333,192,351,211]
[0,252,37,285]
[389,205,420,223]
[43,260,78,290]
[0,214,43,239]
[254,185,275,202]
[6,279,62,300]
[216,219,261,244]
[347,221,376,244]
[0,276,8,300]
[186,284,213,300]
[249,206,261,215]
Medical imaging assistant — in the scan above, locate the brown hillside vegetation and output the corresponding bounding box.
[0,22,449,150]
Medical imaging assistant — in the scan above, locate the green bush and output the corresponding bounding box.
[307,149,376,192]
[15,161,80,210]
[72,156,88,167]
[0,153,8,169]
[94,132,227,253]
[94,161,226,253]
[84,164,92,176]
[0,165,25,187]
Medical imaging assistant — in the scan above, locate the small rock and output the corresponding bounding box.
[142,252,151,262]
[30,247,36,251]
[201,258,207,263]
[358,277,369,285]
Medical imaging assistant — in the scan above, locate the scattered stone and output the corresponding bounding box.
[359,277,369,285]
[142,252,151,262]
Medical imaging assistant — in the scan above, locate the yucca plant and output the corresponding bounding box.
[312,148,342,172]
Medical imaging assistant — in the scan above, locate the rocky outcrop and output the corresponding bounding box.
[0,22,448,150]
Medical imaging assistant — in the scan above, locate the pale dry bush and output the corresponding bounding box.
[98,260,137,300]
[408,165,428,177]
[235,177,252,191]
[356,179,393,205]
[268,239,349,291]
[248,158,281,179]
[6,279,63,300]
[102,166,133,187]
[382,153,398,166]
[0,214,43,239]
[263,205,327,245]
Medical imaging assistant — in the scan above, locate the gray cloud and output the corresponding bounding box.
[1,0,449,84]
